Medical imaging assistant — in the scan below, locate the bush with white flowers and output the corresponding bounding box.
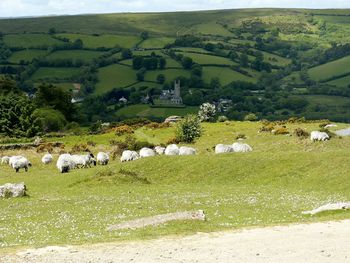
[198,102,216,122]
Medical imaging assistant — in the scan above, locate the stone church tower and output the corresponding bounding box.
[171,80,183,104]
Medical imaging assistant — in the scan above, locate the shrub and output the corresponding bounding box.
[294,128,309,138]
[217,116,228,122]
[115,125,134,136]
[198,103,216,122]
[87,141,96,147]
[36,143,54,153]
[109,135,154,159]
[273,127,289,135]
[244,113,258,122]
[71,143,90,153]
[259,124,275,132]
[166,136,181,145]
[176,115,202,143]
[89,120,103,134]
[32,108,67,132]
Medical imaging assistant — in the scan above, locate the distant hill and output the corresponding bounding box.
[1,8,350,122]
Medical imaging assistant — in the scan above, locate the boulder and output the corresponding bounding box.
[0,183,26,198]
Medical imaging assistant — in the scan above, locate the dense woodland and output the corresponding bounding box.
[1,9,350,137]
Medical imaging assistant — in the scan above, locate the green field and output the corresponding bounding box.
[327,74,350,87]
[260,51,292,67]
[202,66,256,85]
[96,64,137,94]
[46,50,105,62]
[178,52,236,66]
[144,69,190,82]
[0,121,349,248]
[57,33,141,48]
[7,49,48,64]
[30,67,81,81]
[139,37,175,48]
[191,22,233,36]
[308,55,350,82]
[302,94,350,107]
[174,47,213,54]
[3,34,63,48]
[115,104,199,118]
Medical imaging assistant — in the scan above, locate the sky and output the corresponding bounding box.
[1,0,350,17]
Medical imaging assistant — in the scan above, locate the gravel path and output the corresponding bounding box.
[1,220,350,263]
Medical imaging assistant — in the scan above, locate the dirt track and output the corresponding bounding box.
[1,220,350,263]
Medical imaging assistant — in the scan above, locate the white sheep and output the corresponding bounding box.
[1,156,10,165]
[310,131,329,142]
[56,154,75,173]
[41,153,53,164]
[97,152,109,165]
[154,146,165,155]
[71,153,96,168]
[139,147,156,158]
[232,142,253,153]
[215,144,234,154]
[10,156,32,173]
[165,144,179,155]
[179,146,197,155]
[120,150,139,162]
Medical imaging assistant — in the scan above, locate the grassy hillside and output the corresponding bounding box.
[0,121,349,248]
[2,8,350,122]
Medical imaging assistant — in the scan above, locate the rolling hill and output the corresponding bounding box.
[1,8,350,122]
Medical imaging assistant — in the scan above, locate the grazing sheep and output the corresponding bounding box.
[120,150,139,162]
[165,144,179,155]
[41,153,53,164]
[179,146,197,155]
[139,147,156,158]
[10,156,32,173]
[215,144,233,154]
[71,153,96,168]
[232,142,253,153]
[154,146,165,155]
[1,156,10,165]
[310,131,329,142]
[56,154,75,173]
[97,152,109,165]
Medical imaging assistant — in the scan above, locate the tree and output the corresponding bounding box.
[34,83,75,121]
[132,56,144,70]
[136,67,146,81]
[157,74,165,84]
[121,49,133,59]
[33,108,67,132]
[175,115,202,143]
[73,39,83,49]
[181,57,193,69]
[159,57,166,69]
[239,53,249,67]
[141,31,149,40]
[48,27,56,34]
[210,77,221,89]
[191,64,202,77]
[244,113,258,121]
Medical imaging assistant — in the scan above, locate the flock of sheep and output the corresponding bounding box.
[0,130,330,173]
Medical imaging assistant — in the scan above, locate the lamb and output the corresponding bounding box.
[41,153,53,164]
[71,153,96,168]
[232,142,253,153]
[97,152,109,165]
[120,150,139,162]
[56,154,75,173]
[179,146,197,155]
[139,147,156,158]
[215,144,234,154]
[10,156,32,173]
[154,146,165,155]
[1,156,10,165]
[165,144,179,155]
[310,131,329,142]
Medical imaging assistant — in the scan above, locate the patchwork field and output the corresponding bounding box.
[0,121,349,249]
[46,50,105,62]
[327,74,350,87]
[144,69,191,82]
[308,55,350,82]
[96,64,137,94]
[7,49,48,64]
[139,37,175,49]
[56,33,141,49]
[30,67,81,81]
[202,66,256,85]
[3,34,64,48]
[177,52,236,66]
